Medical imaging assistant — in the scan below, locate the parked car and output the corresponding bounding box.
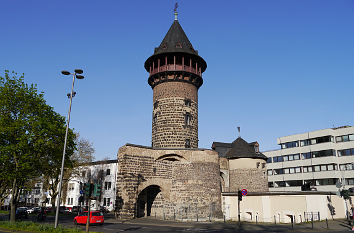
[72,206,80,213]
[27,208,35,214]
[73,211,104,225]
[15,207,28,219]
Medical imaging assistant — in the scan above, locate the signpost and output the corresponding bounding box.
[238,189,247,226]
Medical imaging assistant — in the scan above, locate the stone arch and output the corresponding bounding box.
[136,185,161,218]
[156,153,187,162]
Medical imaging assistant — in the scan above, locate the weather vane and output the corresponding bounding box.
[174,1,178,20]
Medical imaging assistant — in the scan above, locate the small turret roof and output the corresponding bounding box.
[225,137,267,160]
[153,20,198,56]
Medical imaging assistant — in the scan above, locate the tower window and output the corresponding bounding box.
[153,114,157,124]
[185,113,192,126]
[185,139,191,148]
[154,101,159,109]
[184,99,191,107]
[176,42,182,48]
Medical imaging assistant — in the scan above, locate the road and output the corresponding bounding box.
[1,213,353,233]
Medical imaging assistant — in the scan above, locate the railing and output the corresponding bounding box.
[150,64,201,77]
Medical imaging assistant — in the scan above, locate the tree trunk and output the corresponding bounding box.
[10,178,17,222]
[51,196,57,213]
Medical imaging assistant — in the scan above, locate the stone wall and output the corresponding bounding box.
[229,168,268,192]
[152,80,198,148]
[115,145,222,220]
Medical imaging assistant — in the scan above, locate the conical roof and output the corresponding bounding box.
[225,137,267,160]
[153,20,198,56]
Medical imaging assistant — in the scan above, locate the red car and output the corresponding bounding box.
[74,211,104,225]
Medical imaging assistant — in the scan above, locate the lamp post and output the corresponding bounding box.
[54,69,84,228]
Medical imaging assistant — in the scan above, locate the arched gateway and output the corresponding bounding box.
[136,185,161,218]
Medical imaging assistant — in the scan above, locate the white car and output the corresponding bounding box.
[27,208,34,214]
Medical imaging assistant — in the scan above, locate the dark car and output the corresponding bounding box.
[15,207,28,220]
[72,206,80,213]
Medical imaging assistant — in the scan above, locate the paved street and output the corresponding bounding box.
[1,213,354,233]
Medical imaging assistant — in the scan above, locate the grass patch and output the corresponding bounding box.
[0,210,8,215]
[0,221,89,233]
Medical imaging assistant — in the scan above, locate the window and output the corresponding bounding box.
[153,114,157,124]
[185,139,191,148]
[284,168,289,174]
[300,140,310,147]
[343,135,349,142]
[106,169,110,176]
[336,136,343,142]
[103,198,111,206]
[267,157,272,163]
[293,154,300,160]
[184,99,191,106]
[283,156,289,161]
[104,182,112,190]
[255,145,259,153]
[275,181,286,187]
[185,113,192,126]
[268,182,274,188]
[302,152,311,159]
[281,141,299,149]
[295,167,301,173]
[262,163,266,169]
[267,170,273,176]
[287,180,303,187]
[289,168,295,174]
[327,164,334,171]
[68,183,75,191]
[154,101,159,109]
[321,165,327,171]
[314,165,320,172]
[303,167,308,173]
[349,134,354,141]
[274,169,284,175]
[82,171,86,178]
[337,148,353,156]
[288,155,294,161]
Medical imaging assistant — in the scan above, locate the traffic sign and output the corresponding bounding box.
[241,189,248,196]
[80,190,84,195]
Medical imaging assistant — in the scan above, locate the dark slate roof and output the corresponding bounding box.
[225,137,267,160]
[153,20,198,56]
[213,137,267,160]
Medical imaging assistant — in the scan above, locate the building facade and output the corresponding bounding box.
[64,160,118,212]
[263,126,354,192]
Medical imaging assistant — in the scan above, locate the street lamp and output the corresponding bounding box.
[54,69,85,228]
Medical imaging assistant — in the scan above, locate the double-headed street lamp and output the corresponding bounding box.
[54,69,84,228]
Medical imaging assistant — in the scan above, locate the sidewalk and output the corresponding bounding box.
[110,217,353,232]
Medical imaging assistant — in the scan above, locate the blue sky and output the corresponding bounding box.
[1,0,354,160]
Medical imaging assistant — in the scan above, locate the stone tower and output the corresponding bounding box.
[144,14,207,149]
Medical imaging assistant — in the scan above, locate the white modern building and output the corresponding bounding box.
[64,159,118,211]
[263,126,354,192]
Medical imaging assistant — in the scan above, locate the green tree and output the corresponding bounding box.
[0,70,76,222]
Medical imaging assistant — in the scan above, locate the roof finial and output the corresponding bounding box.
[174,2,178,21]
[237,126,241,138]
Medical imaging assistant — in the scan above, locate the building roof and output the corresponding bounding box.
[153,20,198,56]
[213,137,267,160]
[144,19,207,73]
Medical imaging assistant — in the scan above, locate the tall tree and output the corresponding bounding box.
[0,70,75,222]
